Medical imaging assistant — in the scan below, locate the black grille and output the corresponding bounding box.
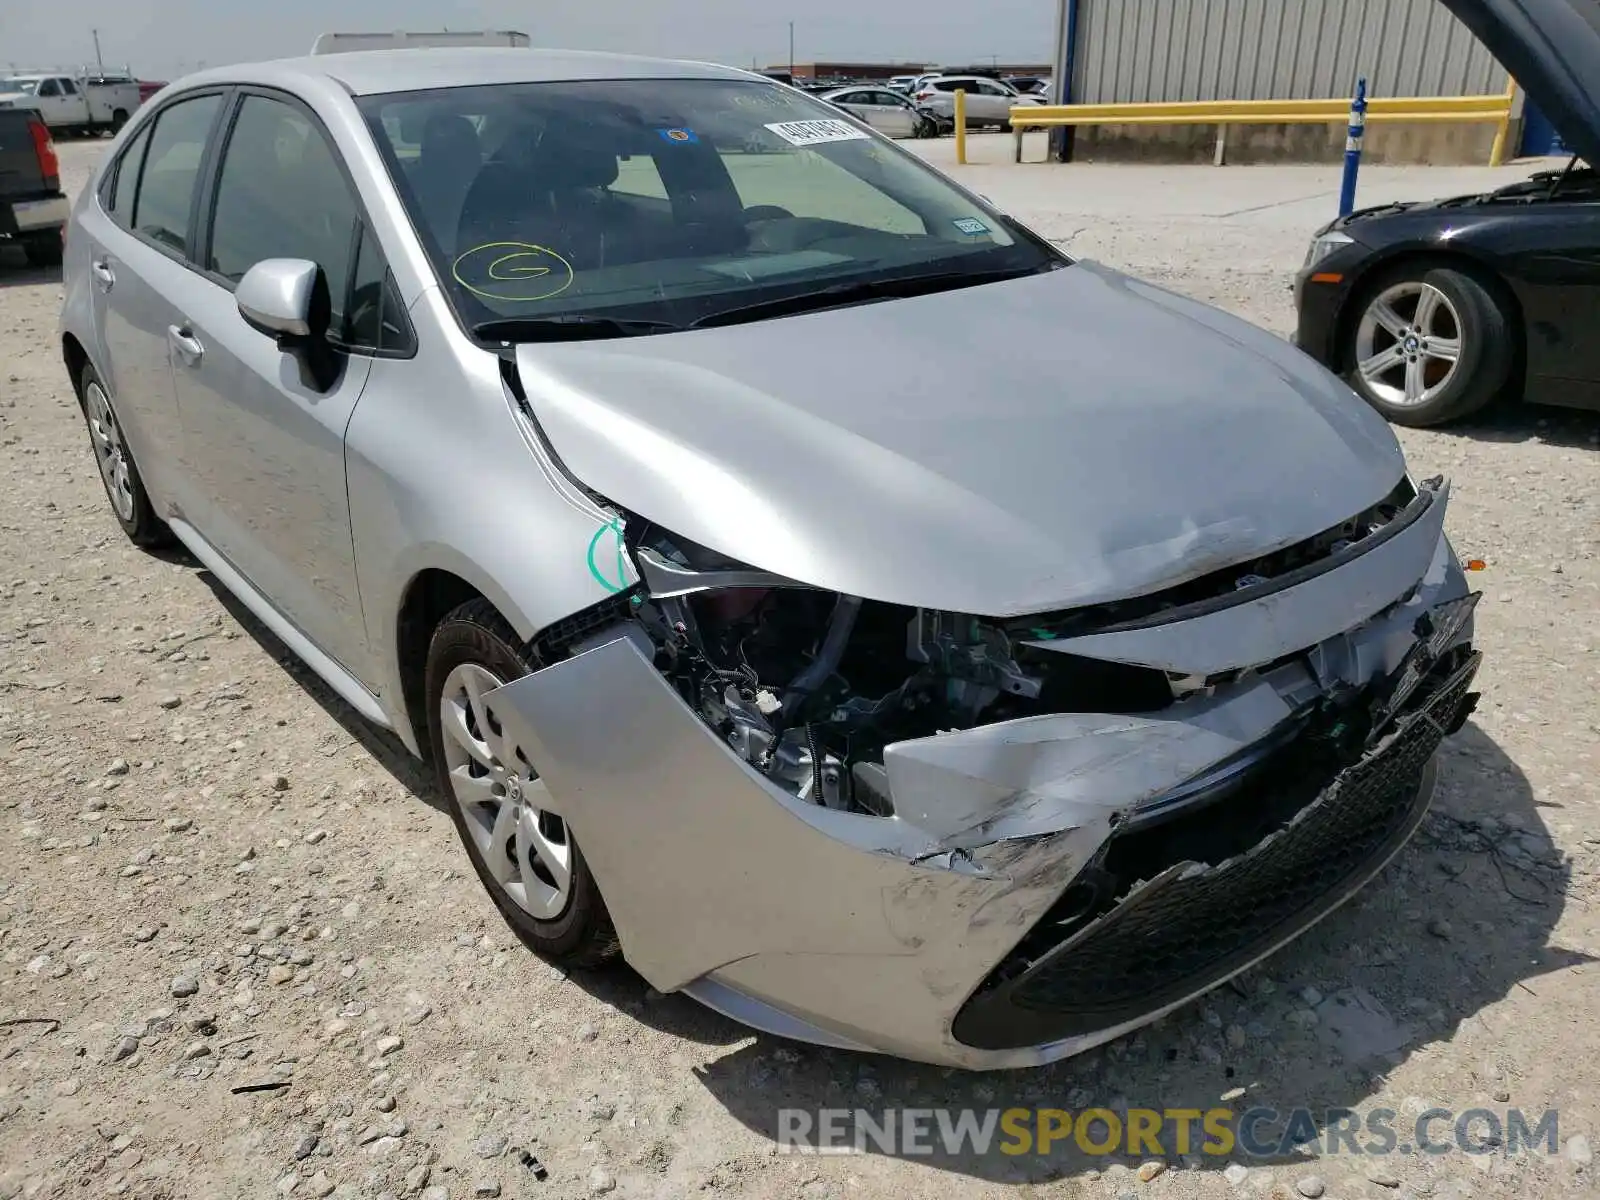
[952,652,1479,1051]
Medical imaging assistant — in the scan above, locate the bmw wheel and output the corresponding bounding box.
[76,363,173,547]
[425,599,619,966]
[1346,266,1512,427]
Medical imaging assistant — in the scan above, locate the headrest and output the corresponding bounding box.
[526,130,618,190]
[420,113,481,158]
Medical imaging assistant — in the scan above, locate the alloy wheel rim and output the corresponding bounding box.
[85,382,135,520]
[1354,281,1463,408]
[438,662,572,920]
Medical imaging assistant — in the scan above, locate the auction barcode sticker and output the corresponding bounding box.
[763,119,870,147]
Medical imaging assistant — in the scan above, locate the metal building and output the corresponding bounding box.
[1063,0,1505,104]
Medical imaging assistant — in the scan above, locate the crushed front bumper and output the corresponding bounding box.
[486,489,1480,1069]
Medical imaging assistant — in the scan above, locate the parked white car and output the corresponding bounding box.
[913,75,1045,129]
[0,72,140,135]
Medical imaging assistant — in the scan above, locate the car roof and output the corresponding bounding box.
[167,47,756,98]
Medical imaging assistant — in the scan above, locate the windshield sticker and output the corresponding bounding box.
[658,127,698,145]
[763,119,870,147]
[952,217,991,236]
[452,242,574,303]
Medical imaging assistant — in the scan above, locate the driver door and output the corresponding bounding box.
[161,90,377,678]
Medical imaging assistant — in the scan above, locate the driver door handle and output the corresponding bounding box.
[91,260,116,291]
[167,324,204,364]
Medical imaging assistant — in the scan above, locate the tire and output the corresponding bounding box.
[21,232,62,267]
[425,598,620,967]
[75,363,174,547]
[110,109,129,134]
[1345,265,1512,427]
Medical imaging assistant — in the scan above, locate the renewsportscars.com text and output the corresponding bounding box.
[777,1106,1560,1158]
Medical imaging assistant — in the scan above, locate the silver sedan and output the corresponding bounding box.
[58,46,1480,1068]
[819,85,926,137]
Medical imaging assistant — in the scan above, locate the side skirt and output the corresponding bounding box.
[167,517,392,731]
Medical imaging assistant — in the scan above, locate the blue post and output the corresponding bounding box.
[1338,76,1368,217]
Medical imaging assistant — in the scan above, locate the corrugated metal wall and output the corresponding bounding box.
[1073,0,1506,103]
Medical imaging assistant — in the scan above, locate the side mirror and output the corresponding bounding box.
[236,258,340,392]
[237,258,322,340]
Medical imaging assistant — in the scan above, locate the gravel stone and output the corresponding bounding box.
[474,1132,507,1159]
[170,974,199,997]
[1295,1175,1327,1198]
[587,1166,617,1194]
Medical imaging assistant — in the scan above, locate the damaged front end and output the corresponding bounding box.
[487,476,1480,1067]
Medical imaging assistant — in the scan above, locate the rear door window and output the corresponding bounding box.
[132,93,223,255]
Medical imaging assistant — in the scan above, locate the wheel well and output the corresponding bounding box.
[1334,250,1525,384]
[61,334,89,404]
[396,569,489,761]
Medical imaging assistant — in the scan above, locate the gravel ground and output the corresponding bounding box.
[1,138,1597,1200]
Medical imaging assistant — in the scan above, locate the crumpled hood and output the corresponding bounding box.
[515,262,1405,616]
[1438,0,1600,167]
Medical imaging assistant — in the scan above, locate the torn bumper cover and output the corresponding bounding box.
[486,506,1480,1069]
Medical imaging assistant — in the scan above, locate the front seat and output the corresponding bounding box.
[413,114,483,258]
[457,129,639,272]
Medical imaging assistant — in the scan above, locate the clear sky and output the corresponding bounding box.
[2,0,1059,80]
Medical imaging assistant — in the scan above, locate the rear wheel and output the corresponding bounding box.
[425,599,620,967]
[76,364,173,547]
[1345,265,1512,427]
[109,109,129,134]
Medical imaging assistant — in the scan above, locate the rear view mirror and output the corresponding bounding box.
[236,258,322,340]
[236,258,340,392]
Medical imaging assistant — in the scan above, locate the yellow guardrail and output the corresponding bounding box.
[1006,82,1518,165]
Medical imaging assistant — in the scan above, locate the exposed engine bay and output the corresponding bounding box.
[633,582,1151,816]
[611,480,1425,823]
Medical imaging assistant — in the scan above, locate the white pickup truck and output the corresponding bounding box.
[0,72,140,136]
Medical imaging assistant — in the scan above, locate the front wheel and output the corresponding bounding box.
[1345,266,1512,427]
[425,599,620,967]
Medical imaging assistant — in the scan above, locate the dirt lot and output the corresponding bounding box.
[2,138,1598,1200]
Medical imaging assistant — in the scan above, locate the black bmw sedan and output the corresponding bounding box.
[1294,0,1600,428]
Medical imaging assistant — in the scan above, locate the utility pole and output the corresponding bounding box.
[92,28,105,72]
[788,21,794,78]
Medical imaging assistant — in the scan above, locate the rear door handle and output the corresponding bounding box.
[91,260,116,291]
[167,324,204,364]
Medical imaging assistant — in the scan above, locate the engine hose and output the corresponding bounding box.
[781,594,863,721]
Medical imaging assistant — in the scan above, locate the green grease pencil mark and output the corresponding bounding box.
[586,517,628,594]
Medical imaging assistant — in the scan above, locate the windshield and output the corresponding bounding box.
[359,77,1058,337]
[2,79,40,95]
